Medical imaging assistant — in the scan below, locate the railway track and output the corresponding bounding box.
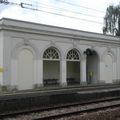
[2,96,120,120]
[32,97,120,120]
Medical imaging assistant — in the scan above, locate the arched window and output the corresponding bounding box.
[66,49,80,85]
[43,47,59,60]
[43,47,60,86]
[66,49,80,61]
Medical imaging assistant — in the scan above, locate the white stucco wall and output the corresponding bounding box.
[0,18,120,90]
[18,49,34,90]
[117,48,120,80]
[0,31,3,85]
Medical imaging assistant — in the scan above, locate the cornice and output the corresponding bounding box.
[0,18,120,45]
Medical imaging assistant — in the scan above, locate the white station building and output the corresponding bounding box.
[0,18,120,90]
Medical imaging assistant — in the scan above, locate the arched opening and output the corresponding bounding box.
[66,49,80,85]
[85,49,99,84]
[43,47,60,86]
[18,49,34,90]
[104,54,113,83]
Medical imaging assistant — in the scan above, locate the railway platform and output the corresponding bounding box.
[0,84,120,115]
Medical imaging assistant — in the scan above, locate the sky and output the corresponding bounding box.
[0,0,120,34]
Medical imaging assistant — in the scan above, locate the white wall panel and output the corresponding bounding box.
[18,49,34,90]
[104,55,113,83]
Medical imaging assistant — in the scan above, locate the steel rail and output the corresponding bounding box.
[33,98,120,120]
[1,96,120,119]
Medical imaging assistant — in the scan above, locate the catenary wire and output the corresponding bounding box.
[55,0,105,13]
[0,1,103,24]
[25,0,103,19]
[21,3,103,24]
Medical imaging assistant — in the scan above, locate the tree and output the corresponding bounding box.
[103,4,120,36]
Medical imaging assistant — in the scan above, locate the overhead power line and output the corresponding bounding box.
[26,0,103,19]
[56,0,105,13]
[0,1,103,25]
[20,3,103,24]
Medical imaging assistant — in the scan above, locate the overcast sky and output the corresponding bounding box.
[0,0,120,33]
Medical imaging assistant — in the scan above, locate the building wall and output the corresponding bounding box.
[17,49,34,90]
[0,18,120,90]
[0,31,3,85]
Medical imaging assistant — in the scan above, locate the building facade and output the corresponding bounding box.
[0,18,120,90]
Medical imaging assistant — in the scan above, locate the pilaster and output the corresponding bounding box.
[11,59,18,86]
[113,62,117,81]
[37,59,43,86]
[60,59,67,86]
[99,60,105,84]
[117,48,120,80]
[0,32,4,85]
[80,54,87,85]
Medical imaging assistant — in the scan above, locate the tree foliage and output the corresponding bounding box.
[103,4,120,36]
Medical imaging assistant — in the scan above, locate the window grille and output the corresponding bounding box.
[66,49,80,60]
[43,47,59,60]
